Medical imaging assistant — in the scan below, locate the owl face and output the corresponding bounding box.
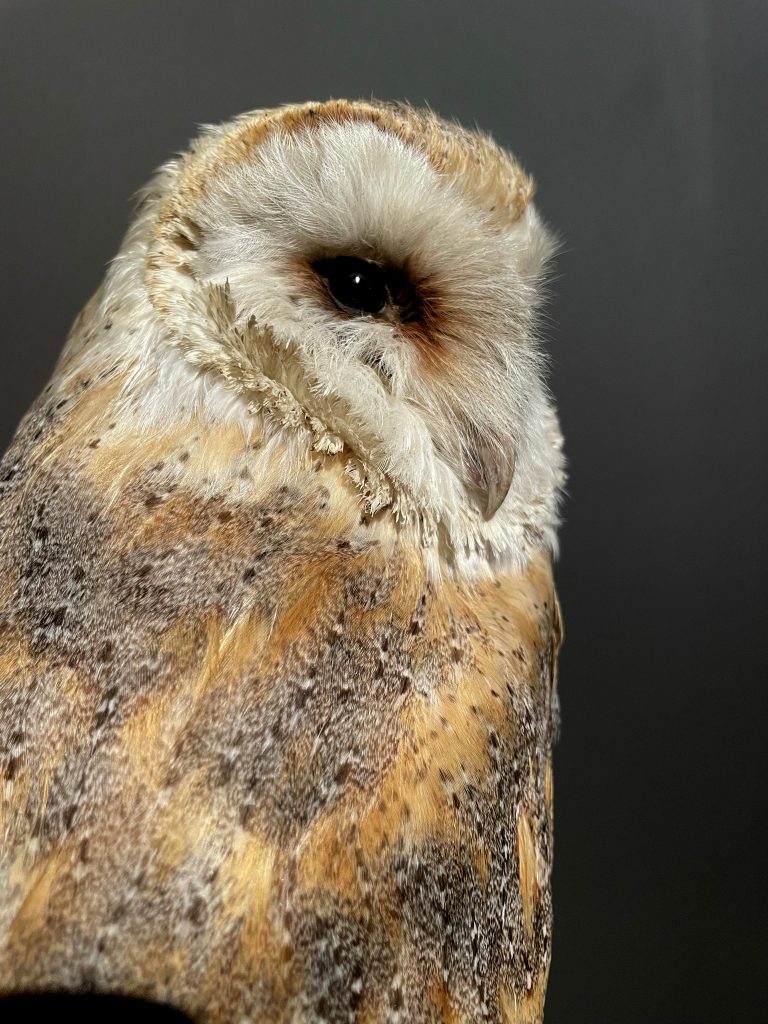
[90,101,562,566]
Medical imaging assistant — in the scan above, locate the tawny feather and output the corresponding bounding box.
[0,100,564,1024]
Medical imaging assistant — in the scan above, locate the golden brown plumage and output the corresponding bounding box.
[0,100,564,1022]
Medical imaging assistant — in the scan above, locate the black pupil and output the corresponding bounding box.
[314,257,388,316]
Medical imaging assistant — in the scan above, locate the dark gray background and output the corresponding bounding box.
[1,1,766,1020]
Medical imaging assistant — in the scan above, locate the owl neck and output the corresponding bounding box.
[47,244,563,579]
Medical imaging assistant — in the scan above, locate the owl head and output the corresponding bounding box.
[66,100,563,567]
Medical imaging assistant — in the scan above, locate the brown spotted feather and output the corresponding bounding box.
[0,99,563,1024]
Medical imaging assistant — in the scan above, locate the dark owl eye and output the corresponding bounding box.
[313,256,389,317]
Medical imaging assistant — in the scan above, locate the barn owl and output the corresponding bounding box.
[0,100,564,1023]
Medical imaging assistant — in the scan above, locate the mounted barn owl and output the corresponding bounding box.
[0,100,564,1023]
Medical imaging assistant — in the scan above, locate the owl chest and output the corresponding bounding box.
[0,440,556,1022]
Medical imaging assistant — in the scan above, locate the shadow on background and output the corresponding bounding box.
[0,993,193,1022]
